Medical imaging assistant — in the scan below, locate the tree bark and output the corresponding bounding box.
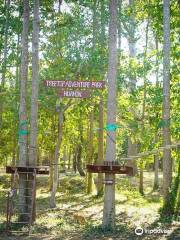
[29,0,39,166]
[18,0,29,221]
[86,110,94,194]
[97,97,104,196]
[73,148,77,173]
[162,0,172,204]
[77,125,85,176]
[28,0,40,222]
[62,147,67,173]
[153,36,160,191]
[49,100,71,208]
[49,109,63,208]
[139,17,149,195]
[153,153,159,190]
[103,0,117,230]
[127,0,138,175]
[68,149,71,170]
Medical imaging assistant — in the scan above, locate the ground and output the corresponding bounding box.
[0,171,179,240]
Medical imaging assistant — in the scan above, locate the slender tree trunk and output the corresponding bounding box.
[73,148,77,173]
[77,125,85,176]
[49,98,71,207]
[96,0,106,197]
[77,144,85,176]
[103,0,117,229]
[50,110,63,208]
[87,110,94,194]
[97,97,104,196]
[62,147,67,173]
[12,32,21,166]
[162,0,172,205]
[139,160,144,195]
[0,0,10,128]
[68,149,71,170]
[28,0,39,222]
[127,0,138,175]
[49,151,53,191]
[153,36,160,191]
[29,0,39,166]
[154,153,159,190]
[139,18,149,195]
[18,0,29,221]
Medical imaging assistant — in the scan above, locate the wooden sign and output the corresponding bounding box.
[45,80,105,89]
[59,90,90,98]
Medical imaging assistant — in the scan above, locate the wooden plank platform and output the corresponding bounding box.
[86,164,133,175]
[6,166,49,175]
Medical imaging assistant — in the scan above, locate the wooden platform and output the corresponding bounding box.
[6,166,49,175]
[86,164,133,175]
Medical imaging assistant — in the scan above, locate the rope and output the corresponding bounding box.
[120,142,180,162]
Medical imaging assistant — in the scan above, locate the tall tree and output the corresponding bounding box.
[86,109,94,194]
[29,0,40,166]
[96,0,106,197]
[50,107,64,208]
[50,100,71,208]
[103,0,117,229]
[97,97,104,196]
[153,36,160,191]
[162,0,172,205]
[127,0,138,175]
[18,0,29,220]
[139,17,149,195]
[28,0,40,221]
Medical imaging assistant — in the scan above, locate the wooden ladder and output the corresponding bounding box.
[6,168,36,235]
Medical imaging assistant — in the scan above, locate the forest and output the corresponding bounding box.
[0,0,179,239]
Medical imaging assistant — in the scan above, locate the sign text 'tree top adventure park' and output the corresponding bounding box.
[44,80,105,89]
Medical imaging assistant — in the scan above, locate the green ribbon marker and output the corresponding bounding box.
[18,129,28,136]
[93,124,120,131]
[19,120,28,126]
[105,123,119,131]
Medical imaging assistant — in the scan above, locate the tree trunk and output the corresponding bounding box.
[162,0,172,205]
[139,18,149,195]
[77,125,85,176]
[103,0,117,230]
[50,110,63,208]
[153,153,159,190]
[29,0,39,166]
[97,97,104,196]
[127,0,138,175]
[49,112,56,190]
[28,0,39,222]
[86,110,94,194]
[68,149,71,170]
[77,144,85,176]
[73,148,77,173]
[153,36,160,191]
[18,0,29,221]
[62,147,67,173]
[139,161,144,195]
[49,151,53,191]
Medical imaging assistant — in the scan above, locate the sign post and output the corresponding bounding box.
[44,80,105,90]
